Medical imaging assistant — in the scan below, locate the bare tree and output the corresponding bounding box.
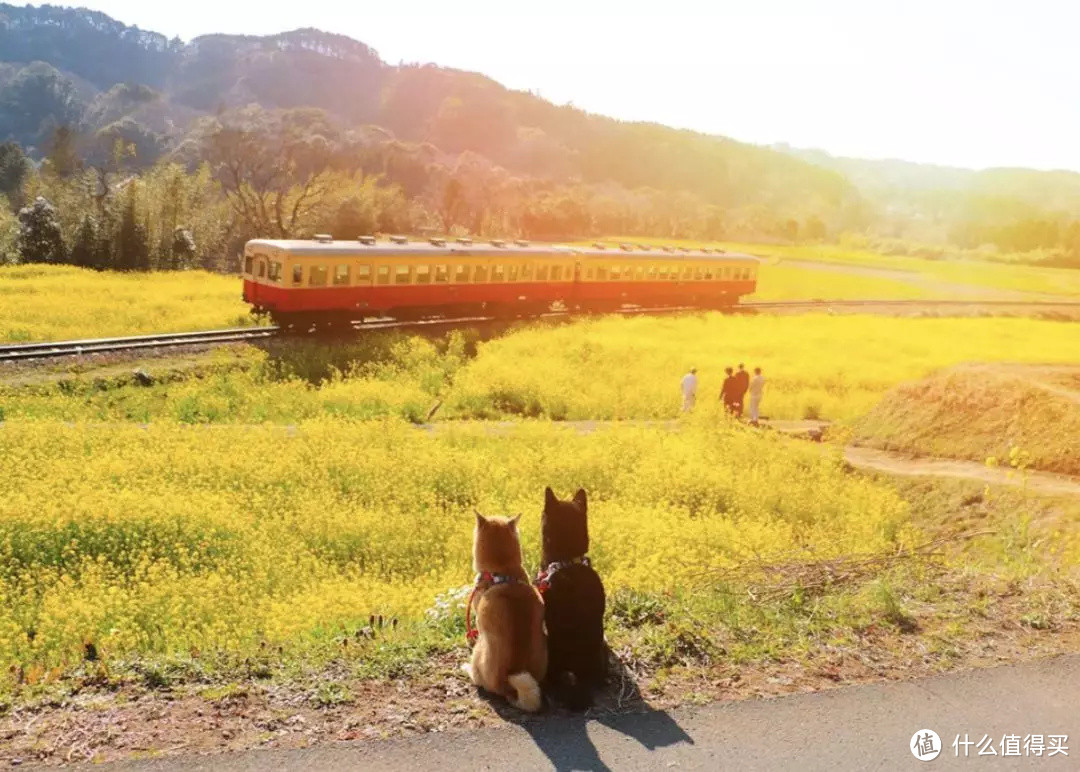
[204,107,352,238]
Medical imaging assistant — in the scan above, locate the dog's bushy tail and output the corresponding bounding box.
[553,670,592,711]
[508,672,542,713]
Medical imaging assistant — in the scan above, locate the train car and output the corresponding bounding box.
[240,236,758,327]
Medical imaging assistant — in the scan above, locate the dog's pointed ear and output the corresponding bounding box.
[509,514,522,529]
[573,488,588,509]
[544,487,558,508]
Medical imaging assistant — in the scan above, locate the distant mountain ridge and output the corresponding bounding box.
[0,2,854,221]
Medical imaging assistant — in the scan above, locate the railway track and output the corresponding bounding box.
[2,298,1078,362]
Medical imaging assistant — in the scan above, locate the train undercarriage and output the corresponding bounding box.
[259,294,740,332]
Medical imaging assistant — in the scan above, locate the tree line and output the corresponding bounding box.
[0,105,843,272]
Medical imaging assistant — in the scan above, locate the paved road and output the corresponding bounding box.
[92,655,1078,771]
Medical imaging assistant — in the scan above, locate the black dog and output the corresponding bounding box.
[537,487,607,709]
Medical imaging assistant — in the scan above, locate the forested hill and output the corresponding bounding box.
[0,4,853,227]
[1,3,1078,263]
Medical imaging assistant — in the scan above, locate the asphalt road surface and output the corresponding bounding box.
[91,654,1078,771]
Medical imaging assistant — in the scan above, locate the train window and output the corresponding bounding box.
[356,265,371,284]
[694,267,703,281]
[454,264,470,283]
[435,265,449,284]
[257,260,266,278]
[535,264,548,281]
[266,261,280,282]
[492,265,506,282]
[333,265,350,286]
[395,265,411,285]
[551,265,563,281]
[521,264,532,280]
[636,267,645,280]
[682,267,693,281]
[595,266,607,281]
[705,268,714,280]
[658,266,667,280]
[610,265,621,281]
[508,264,519,282]
[309,265,328,287]
[626,266,635,280]
[244,256,253,275]
[292,265,303,286]
[415,265,431,285]
[648,266,657,280]
[376,265,391,285]
[671,266,681,281]
[474,265,487,282]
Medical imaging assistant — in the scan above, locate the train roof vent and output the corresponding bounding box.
[619,243,633,251]
[514,239,529,247]
[679,247,690,253]
[592,242,606,250]
[358,235,376,245]
[389,235,408,244]
[490,239,507,247]
[313,234,333,243]
[429,237,447,247]
[662,246,674,252]
[701,247,712,254]
[456,237,473,245]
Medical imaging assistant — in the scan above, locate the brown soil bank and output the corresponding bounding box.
[852,364,1080,477]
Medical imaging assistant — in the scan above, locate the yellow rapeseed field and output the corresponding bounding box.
[0,418,916,690]
[3,314,1076,425]
[0,265,258,342]
[446,314,1080,421]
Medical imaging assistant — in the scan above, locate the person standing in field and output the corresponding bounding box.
[733,363,751,417]
[720,366,737,415]
[748,367,766,425]
[681,368,698,412]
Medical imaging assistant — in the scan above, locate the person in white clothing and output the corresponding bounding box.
[748,367,765,425]
[680,368,698,412]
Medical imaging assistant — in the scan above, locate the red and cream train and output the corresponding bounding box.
[241,236,759,326]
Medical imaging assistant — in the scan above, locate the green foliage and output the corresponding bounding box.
[0,199,18,264]
[16,196,65,264]
[0,142,29,205]
[69,214,102,269]
[0,63,84,150]
[114,185,150,271]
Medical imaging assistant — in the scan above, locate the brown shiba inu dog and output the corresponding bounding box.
[463,513,548,712]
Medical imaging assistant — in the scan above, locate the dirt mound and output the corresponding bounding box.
[852,364,1080,477]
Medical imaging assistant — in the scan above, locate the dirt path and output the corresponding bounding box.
[844,445,1080,497]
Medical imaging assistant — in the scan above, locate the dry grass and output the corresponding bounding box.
[852,364,1080,476]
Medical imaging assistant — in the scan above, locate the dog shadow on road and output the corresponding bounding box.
[484,652,695,772]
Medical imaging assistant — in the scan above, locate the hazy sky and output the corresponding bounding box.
[18,0,1080,171]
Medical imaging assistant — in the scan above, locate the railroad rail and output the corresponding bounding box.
[2,298,1078,362]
